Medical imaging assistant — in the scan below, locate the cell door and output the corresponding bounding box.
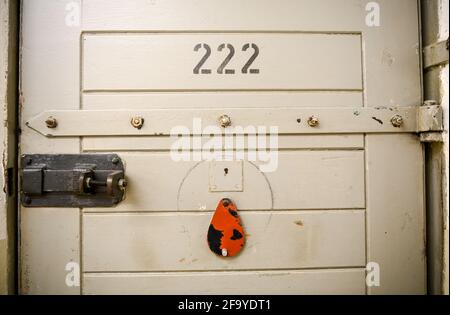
[19,0,426,294]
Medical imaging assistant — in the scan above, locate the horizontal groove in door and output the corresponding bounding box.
[83,268,366,295]
[83,210,366,272]
[82,0,367,32]
[82,208,366,214]
[82,134,365,152]
[82,91,364,109]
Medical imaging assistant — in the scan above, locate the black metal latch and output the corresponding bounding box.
[20,154,127,207]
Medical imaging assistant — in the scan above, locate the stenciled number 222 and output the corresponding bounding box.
[193,43,260,75]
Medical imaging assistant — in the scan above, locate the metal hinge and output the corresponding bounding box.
[423,38,449,69]
[20,154,127,207]
[418,100,444,143]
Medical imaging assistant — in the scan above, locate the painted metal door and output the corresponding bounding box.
[19,0,426,294]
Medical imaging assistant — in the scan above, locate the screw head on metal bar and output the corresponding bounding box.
[307,116,320,127]
[131,116,144,129]
[390,115,404,128]
[219,115,232,128]
[45,117,58,129]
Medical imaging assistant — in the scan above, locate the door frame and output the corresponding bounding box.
[0,0,19,295]
[1,0,447,295]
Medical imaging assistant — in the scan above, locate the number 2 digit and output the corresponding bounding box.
[241,43,260,74]
[193,43,212,74]
[217,44,235,74]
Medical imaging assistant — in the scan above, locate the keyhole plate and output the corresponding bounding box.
[209,161,243,192]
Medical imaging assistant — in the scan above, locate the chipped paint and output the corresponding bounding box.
[371,117,383,125]
[207,198,245,257]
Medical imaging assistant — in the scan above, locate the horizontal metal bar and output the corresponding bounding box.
[26,107,420,137]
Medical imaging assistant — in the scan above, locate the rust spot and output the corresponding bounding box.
[294,220,304,226]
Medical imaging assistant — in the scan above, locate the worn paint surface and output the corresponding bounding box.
[422,0,449,295]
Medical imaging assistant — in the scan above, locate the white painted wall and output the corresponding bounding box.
[437,0,449,296]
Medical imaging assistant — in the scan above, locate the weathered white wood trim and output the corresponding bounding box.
[0,0,18,295]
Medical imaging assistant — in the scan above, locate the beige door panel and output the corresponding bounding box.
[20,208,80,295]
[82,33,362,91]
[83,211,365,272]
[82,135,364,152]
[81,0,421,107]
[82,151,364,212]
[83,269,366,295]
[20,0,425,294]
[82,91,364,109]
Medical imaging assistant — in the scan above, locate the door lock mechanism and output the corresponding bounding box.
[80,170,127,196]
[20,154,127,207]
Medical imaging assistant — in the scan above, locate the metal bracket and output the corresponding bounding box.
[423,38,449,69]
[20,154,127,207]
[418,101,444,143]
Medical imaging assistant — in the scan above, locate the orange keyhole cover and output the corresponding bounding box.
[207,198,245,257]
